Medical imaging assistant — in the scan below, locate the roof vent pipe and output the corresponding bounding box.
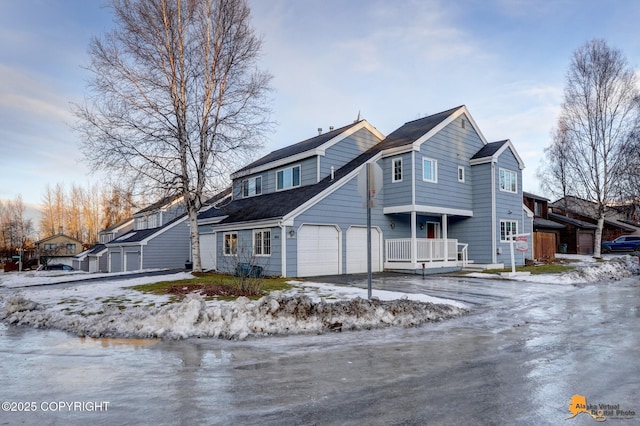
[330,166,335,180]
[318,128,322,135]
[329,126,334,131]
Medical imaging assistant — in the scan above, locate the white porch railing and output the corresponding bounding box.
[385,238,467,266]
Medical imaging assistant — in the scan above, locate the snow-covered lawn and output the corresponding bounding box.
[1,255,638,340]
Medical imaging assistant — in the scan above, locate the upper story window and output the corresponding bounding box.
[534,201,542,216]
[242,176,262,197]
[499,168,517,193]
[66,243,76,254]
[254,229,271,256]
[44,243,57,250]
[147,213,158,228]
[392,157,403,183]
[458,166,465,183]
[276,165,300,191]
[422,157,438,183]
[135,216,147,230]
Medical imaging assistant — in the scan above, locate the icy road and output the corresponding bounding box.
[1,258,639,425]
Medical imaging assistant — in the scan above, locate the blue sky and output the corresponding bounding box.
[2,0,640,213]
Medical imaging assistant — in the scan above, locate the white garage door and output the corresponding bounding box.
[297,225,340,277]
[200,233,217,271]
[347,227,382,274]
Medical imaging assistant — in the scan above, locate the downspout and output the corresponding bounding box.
[491,161,497,264]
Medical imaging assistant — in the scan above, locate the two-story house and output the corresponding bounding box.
[197,105,531,277]
[35,233,85,267]
[106,195,190,272]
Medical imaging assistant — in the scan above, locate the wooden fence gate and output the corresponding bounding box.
[534,232,556,260]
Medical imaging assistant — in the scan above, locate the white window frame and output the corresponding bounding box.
[499,168,517,193]
[223,232,238,256]
[276,165,301,191]
[242,176,262,197]
[392,157,403,183]
[500,220,518,242]
[422,157,438,183]
[458,166,465,183]
[253,229,271,256]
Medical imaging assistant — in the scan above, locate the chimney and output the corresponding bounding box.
[317,128,322,135]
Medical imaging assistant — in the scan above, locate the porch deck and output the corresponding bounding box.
[384,238,468,270]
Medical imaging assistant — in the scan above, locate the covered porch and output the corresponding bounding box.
[383,206,472,271]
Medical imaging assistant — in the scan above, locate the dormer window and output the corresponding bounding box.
[276,165,301,191]
[242,176,262,197]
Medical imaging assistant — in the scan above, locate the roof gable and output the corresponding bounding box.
[470,139,525,169]
[231,120,384,179]
[375,105,489,156]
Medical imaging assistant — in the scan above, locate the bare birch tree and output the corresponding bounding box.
[549,39,640,257]
[74,0,272,272]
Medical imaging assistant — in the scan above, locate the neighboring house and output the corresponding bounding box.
[523,192,565,259]
[73,218,134,272]
[35,234,84,266]
[106,195,190,272]
[197,105,530,277]
[549,195,640,254]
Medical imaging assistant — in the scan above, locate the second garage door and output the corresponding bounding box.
[346,226,382,274]
[297,225,340,277]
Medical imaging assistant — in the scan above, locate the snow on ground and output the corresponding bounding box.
[467,254,640,284]
[0,255,638,340]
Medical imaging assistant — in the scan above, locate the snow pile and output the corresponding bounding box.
[559,255,640,284]
[0,292,466,340]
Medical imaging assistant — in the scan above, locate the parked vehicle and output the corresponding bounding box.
[37,264,75,271]
[601,235,640,253]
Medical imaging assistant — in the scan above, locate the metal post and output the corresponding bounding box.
[366,163,372,299]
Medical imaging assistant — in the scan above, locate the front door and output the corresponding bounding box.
[426,222,440,239]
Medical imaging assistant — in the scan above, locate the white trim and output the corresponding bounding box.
[499,219,519,242]
[208,218,281,233]
[230,120,385,179]
[105,215,188,247]
[458,166,465,183]
[223,231,238,256]
[391,157,403,183]
[253,229,272,257]
[422,157,438,183]
[469,139,525,170]
[499,167,518,193]
[491,162,497,264]
[411,151,416,205]
[383,204,473,217]
[275,164,301,191]
[411,106,488,150]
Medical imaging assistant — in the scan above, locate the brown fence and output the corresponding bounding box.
[534,232,556,260]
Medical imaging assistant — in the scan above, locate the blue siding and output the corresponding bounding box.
[319,128,382,180]
[414,117,484,211]
[449,162,494,264]
[214,226,283,276]
[382,153,413,207]
[494,148,525,266]
[143,220,191,269]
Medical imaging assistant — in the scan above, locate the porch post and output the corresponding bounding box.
[411,211,417,266]
[442,214,448,262]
